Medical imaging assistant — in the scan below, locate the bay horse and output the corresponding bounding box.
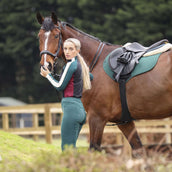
[36,12,172,156]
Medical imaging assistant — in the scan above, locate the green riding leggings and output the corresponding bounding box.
[61,97,86,150]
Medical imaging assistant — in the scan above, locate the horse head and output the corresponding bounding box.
[37,12,63,72]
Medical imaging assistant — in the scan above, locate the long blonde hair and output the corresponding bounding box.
[64,38,91,90]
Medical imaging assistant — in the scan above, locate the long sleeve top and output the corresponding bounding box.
[46,56,83,98]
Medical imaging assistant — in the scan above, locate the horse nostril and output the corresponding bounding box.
[40,64,51,71]
[40,65,46,70]
[40,63,52,71]
[47,62,52,71]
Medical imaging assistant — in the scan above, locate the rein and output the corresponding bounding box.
[89,42,105,72]
[60,22,105,72]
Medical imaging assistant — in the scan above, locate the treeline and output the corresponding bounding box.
[0,0,172,103]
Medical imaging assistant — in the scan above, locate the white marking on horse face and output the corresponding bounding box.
[44,31,51,67]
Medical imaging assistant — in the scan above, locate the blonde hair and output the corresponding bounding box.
[64,38,91,90]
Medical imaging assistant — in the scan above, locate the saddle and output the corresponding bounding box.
[108,39,169,123]
[109,39,168,82]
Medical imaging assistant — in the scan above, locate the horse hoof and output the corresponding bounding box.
[89,145,102,152]
[132,148,146,159]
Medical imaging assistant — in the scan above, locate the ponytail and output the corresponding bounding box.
[64,38,91,90]
[77,53,91,90]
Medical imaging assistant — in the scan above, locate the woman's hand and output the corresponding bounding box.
[40,66,50,78]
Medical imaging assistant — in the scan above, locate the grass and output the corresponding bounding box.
[0,131,58,163]
[0,131,89,162]
[36,135,89,148]
[0,130,172,172]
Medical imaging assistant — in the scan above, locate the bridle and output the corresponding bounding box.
[40,33,62,58]
[40,25,63,59]
[40,25,63,76]
[40,22,104,74]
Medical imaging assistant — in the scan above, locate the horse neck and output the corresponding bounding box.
[61,25,102,66]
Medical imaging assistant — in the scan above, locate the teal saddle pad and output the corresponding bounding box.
[103,53,161,82]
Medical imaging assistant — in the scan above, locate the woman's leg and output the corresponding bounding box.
[61,98,86,150]
[75,111,86,141]
[61,115,77,150]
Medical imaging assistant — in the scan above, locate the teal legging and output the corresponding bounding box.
[61,97,86,150]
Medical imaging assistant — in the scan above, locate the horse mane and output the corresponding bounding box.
[61,22,113,46]
[41,17,113,45]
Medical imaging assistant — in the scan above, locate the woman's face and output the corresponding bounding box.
[63,41,79,60]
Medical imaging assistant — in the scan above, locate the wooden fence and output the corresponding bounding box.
[0,103,172,148]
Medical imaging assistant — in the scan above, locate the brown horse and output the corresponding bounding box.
[37,12,172,156]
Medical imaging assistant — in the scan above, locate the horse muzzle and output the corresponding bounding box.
[40,62,53,72]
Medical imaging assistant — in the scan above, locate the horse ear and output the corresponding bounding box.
[36,12,44,24]
[51,12,58,24]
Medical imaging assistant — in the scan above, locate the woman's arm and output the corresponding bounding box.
[40,59,77,91]
[89,73,94,81]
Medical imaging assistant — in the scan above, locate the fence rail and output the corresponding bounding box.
[0,103,171,147]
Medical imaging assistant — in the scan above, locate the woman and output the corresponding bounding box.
[40,38,91,150]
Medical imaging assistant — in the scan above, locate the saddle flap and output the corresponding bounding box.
[108,47,124,70]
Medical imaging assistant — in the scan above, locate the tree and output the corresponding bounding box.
[0,0,61,103]
[1,0,172,103]
[103,0,172,45]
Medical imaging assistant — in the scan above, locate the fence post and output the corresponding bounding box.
[165,124,171,144]
[44,104,52,144]
[116,133,122,145]
[33,113,39,141]
[123,136,132,158]
[2,113,9,131]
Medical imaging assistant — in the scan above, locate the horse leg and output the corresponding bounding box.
[88,114,105,151]
[117,121,145,158]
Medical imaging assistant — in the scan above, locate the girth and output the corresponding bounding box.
[108,39,169,123]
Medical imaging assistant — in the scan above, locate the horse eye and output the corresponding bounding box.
[55,34,59,39]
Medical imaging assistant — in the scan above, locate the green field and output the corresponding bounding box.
[0,131,171,172]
